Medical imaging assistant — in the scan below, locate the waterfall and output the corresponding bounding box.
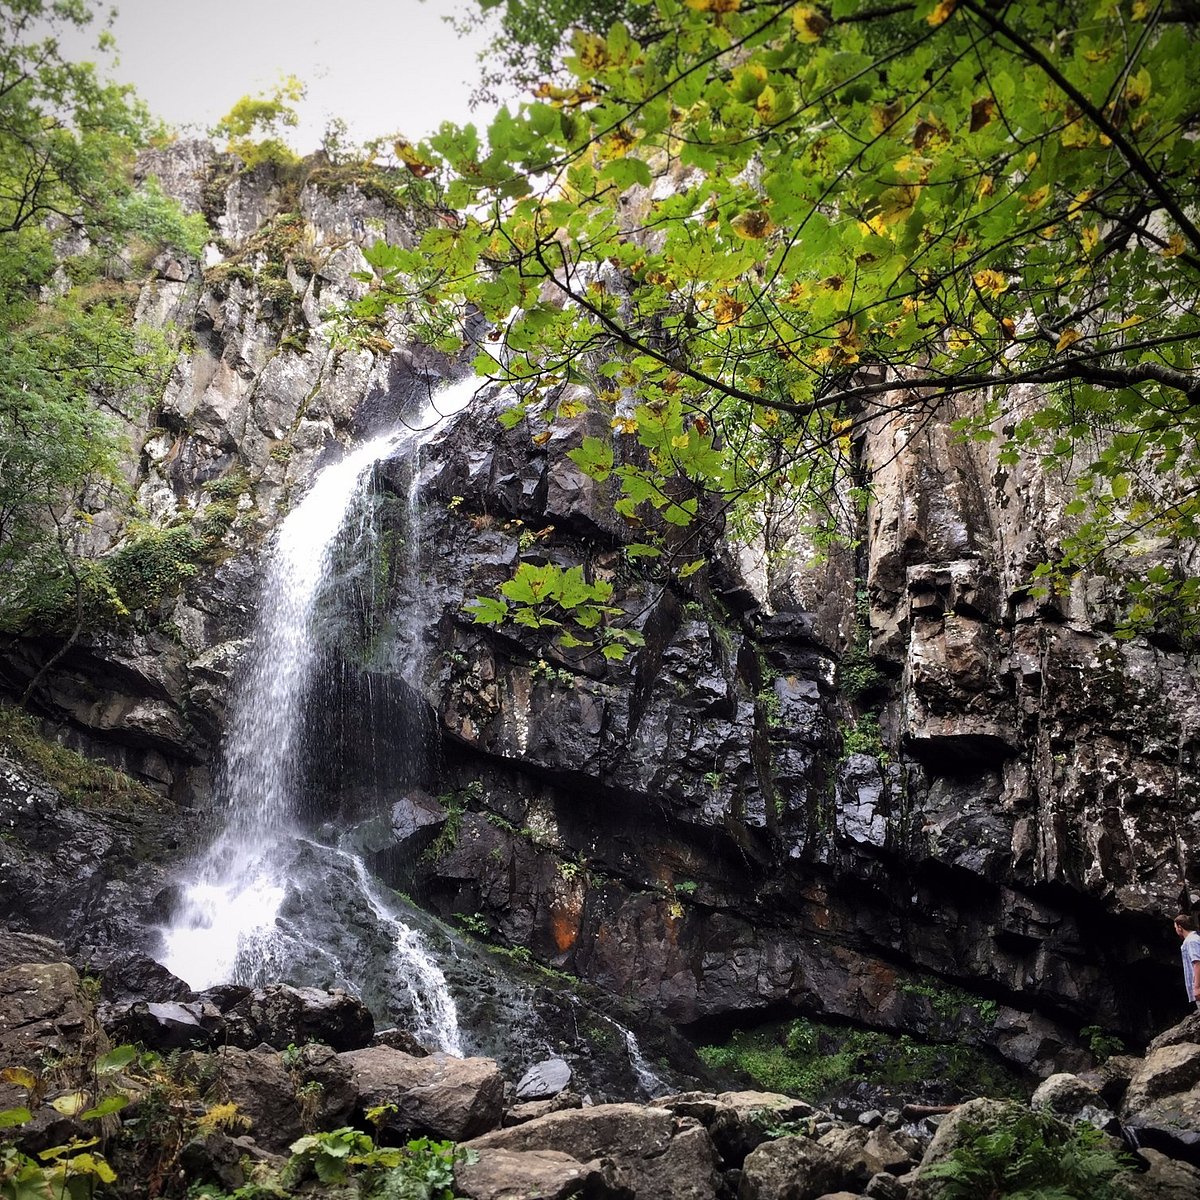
[158,377,475,1054]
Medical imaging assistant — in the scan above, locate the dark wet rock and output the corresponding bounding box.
[1120,1039,1200,1164]
[372,1026,432,1056]
[90,948,193,1003]
[659,1091,815,1166]
[0,928,68,970]
[342,1046,504,1141]
[179,1131,246,1191]
[207,1046,303,1153]
[863,1173,907,1200]
[516,1057,572,1101]
[217,983,374,1051]
[0,961,104,1089]
[101,998,222,1049]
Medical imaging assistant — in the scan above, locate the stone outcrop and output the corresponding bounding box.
[0,142,1197,1084]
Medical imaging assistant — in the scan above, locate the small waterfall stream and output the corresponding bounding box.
[158,378,476,1054]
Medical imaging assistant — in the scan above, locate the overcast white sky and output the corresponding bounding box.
[59,0,506,151]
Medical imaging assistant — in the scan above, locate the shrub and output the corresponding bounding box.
[922,1106,1134,1199]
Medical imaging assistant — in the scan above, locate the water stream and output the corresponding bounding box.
[158,377,476,1053]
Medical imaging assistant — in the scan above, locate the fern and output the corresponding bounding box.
[923,1108,1133,1199]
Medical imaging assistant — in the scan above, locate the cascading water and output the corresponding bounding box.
[158,377,476,1054]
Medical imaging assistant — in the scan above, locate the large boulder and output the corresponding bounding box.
[455,1147,618,1200]
[0,960,106,1104]
[1120,1040,1200,1163]
[467,1103,723,1200]
[213,983,374,1051]
[738,1137,842,1200]
[341,1046,504,1141]
[205,1046,303,1153]
[660,1090,815,1166]
[1031,1072,1119,1134]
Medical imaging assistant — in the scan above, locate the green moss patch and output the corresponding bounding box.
[0,701,164,812]
[698,1016,1026,1106]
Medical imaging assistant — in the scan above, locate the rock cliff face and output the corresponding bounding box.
[2,144,1197,1075]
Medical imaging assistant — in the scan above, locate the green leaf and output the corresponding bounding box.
[94,1045,138,1076]
[678,558,705,578]
[0,1106,31,1128]
[80,1095,129,1120]
[601,643,629,661]
[567,436,614,481]
[465,596,509,624]
[625,543,661,558]
[500,562,560,605]
[599,157,652,190]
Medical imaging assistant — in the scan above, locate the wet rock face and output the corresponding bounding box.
[3,145,1198,1074]
[362,380,1196,1066]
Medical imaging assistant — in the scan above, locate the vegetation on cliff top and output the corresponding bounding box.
[351,0,1200,648]
[0,0,207,683]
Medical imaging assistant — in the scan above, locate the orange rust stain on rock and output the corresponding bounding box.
[550,903,580,953]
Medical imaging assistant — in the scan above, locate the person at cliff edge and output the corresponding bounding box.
[1174,913,1200,1012]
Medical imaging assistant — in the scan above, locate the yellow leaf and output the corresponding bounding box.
[871,100,905,135]
[1001,317,1017,340]
[926,0,957,25]
[713,293,747,328]
[1061,119,1093,149]
[51,1091,88,1116]
[830,417,854,435]
[948,327,972,352]
[1081,225,1100,254]
[792,5,829,41]
[835,320,863,363]
[1164,232,1187,258]
[1067,190,1093,219]
[1055,328,1081,352]
[393,139,435,178]
[573,31,609,69]
[1,1067,38,1091]
[531,430,552,446]
[1133,0,1150,16]
[972,269,1008,296]
[811,346,836,366]
[863,184,921,237]
[731,209,776,239]
[687,0,740,10]
[611,416,639,434]
[1125,68,1151,107]
[671,433,690,449]
[893,153,932,179]
[977,174,994,197]
[1024,184,1050,210]
[755,84,778,123]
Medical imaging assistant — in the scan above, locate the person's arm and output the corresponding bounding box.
[1192,957,1200,1008]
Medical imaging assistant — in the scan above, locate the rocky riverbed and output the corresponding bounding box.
[3,927,1200,1198]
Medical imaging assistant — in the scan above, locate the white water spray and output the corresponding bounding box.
[159,377,476,1051]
